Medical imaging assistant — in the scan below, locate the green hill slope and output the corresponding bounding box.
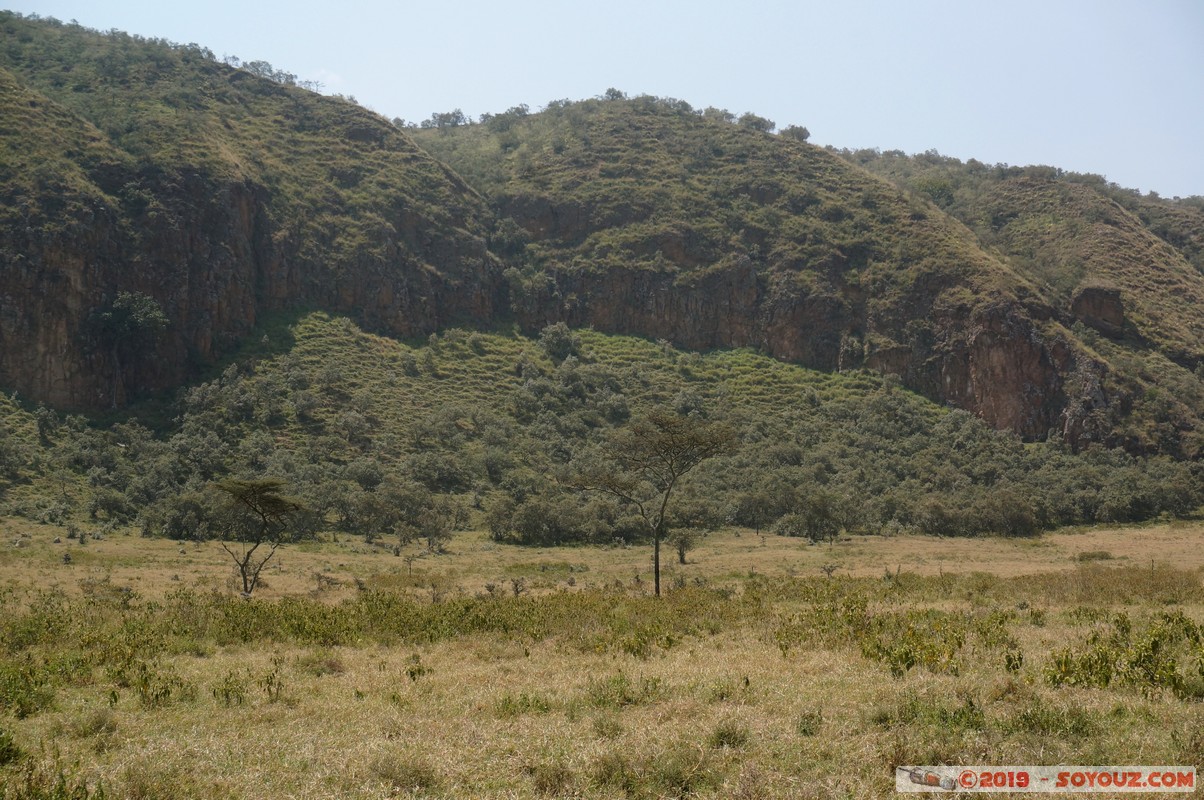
[839,149,1204,454]
[3,314,1196,544]
[0,12,503,410]
[416,97,1204,453]
[2,13,1202,456]
[840,150,1204,354]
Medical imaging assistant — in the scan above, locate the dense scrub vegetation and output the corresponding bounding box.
[2,316,1198,549]
[0,11,488,263]
[414,91,1022,307]
[836,148,1204,278]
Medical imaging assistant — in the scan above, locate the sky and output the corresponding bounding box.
[6,0,1203,198]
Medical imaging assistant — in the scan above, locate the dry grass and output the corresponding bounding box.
[3,518,1202,602]
[3,521,1204,798]
[9,629,1202,798]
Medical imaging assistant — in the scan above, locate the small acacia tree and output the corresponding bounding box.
[669,528,698,565]
[215,478,304,596]
[573,409,734,596]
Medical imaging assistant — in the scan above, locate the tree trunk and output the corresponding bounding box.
[653,526,661,597]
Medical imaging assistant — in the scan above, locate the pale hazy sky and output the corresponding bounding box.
[6,0,1203,197]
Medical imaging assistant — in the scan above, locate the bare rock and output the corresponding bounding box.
[1071,286,1125,339]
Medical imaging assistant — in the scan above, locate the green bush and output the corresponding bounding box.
[707,718,751,749]
[585,672,667,709]
[0,727,23,766]
[0,660,55,719]
[1045,611,1204,698]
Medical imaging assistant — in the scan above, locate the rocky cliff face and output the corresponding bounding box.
[0,165,504,409]
[508,259,1102,443]
[0,71,1116,453]
[0,28,505,410]
[415,97,1148,448]
[1070,286,1125,339]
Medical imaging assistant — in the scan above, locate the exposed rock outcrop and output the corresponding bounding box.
[510,262,1099,441]
[0,56,504,409]
[1070,286,1125,338]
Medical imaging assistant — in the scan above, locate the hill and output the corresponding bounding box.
[1,13,1203,456]
[415,98,1074,440]
[414,97,1204,454]
[839,149,1204,453]
[0,11,502,409]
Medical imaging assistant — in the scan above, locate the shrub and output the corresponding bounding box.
[590,751,637,794]
[525,759,575,796]
[860,610,968,677]
[0,727,23,766]
[212,669,248,707]
[404,654,429,683]
[648,744,717,796]
[369,753,441,793]
[538,322,579,363]
[584,672,667,709]
[294,650,346,676]
[495,691,553,718]
[873,692,986,733]
[0,661,55,719]
[1,761,105,799]
[1004,698,1095,738]
[259,656,285,703]
[128,660,195,709]
[707,718,750,749]
[1044,611,1204,698]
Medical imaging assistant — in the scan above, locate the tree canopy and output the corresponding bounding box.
[573,409,735,595]
[214,478,305,596]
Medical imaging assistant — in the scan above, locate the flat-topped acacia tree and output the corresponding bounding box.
[573,409,735,596]
[214,478,305,597]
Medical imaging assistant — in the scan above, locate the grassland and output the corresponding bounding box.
[3,518,1204,799]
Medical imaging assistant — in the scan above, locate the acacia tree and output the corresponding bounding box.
[573,410,734,596]
[215,478,304,596]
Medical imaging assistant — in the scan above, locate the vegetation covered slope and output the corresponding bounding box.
[2,13,1203,457]
[841,150,1204,353]
[840,149,1204,454]
[414,96,1204,453]
[2,315,1196,550]
[0,11,502,410]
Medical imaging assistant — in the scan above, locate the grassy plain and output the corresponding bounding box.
[2,521,1204,799]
